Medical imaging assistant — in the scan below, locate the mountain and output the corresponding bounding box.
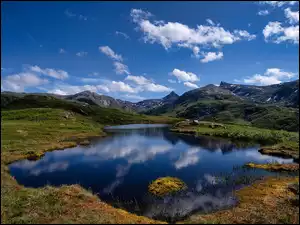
[1,90,179,113]
[134,91,179,112]
[144,83,299,132]
[219,79,299,107]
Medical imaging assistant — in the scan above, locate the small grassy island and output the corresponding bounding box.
[148,177,187,197]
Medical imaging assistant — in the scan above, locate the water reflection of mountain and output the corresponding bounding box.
[173,133,258,154]
[108,127,257,154]
[108,127,180,145]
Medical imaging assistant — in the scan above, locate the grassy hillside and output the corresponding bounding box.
[1,94,179,125]
[147,99,299,132]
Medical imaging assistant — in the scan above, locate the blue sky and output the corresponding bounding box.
[1,1,299,102]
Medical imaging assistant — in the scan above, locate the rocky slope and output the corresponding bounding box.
[219,79,299,107]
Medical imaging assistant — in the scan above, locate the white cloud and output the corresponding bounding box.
[258,10,270,16]
[51,89,68,95]
[244,74,281,85]
[115,31,130,39]
[76,51,88,57]
[265,68,296,78]
[184,82,199,89]
[206,19,215,26]
[200,52,223,63]
[113,62,130,75]
[123,94,145,101]
[143,83,172,92]
[103,81,137,93]
[168,79,177,84]
[130,8,256,57]
[171,68,200,82]
[125,75,172,92]
[59,48,66,54]
[29,65,69,80]
[48,84,98,95]
[263,21,299,44]
[259,1,298,7]
[284,8,299,24]
[1,72,49,92]
[125,75,151,85]
[243,68,296,85]
[99,46,123,61]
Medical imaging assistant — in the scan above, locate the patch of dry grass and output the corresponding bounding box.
[148,177,187,197]
[179,177,299,224]
[245,163,299,172]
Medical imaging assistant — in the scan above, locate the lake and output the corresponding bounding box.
[9,124,294,222]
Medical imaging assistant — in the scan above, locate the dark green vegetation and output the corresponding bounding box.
[172,121,299,144]
[145,80,299,132]
[1,93,180,125]
[171,121,299,162]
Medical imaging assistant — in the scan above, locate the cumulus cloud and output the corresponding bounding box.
[29,65,69,80]
[1,72,49,92]
[263,21,299,44]
[130,8,255,58]
[115,31,130,39]
[200,52,223,63]
[143,83,172,92]
[125,75,151,85]
[259,1,298,7]
[242,68,297,85]
[258,10,270,16]
[100,81,137,93]
[76,51,88,57]
[284,8,299,24]
[184,82,199,89]
[47,84,99,95]
[125,75,172,92]
[113,62,130,75]
[99,46,123,61]
[171,69,200,82]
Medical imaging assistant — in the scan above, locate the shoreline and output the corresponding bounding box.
[2,118,299,224]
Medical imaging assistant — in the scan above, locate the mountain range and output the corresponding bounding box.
[2,79,298,131]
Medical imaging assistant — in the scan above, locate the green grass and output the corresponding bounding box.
[148,99,299,132]
[195,123,299,144]
[1,107,171,224]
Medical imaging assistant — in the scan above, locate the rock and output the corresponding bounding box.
[191,120,200,125]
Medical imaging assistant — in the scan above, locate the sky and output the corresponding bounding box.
[1,1,299,102]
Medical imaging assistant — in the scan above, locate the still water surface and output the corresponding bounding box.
[9,124,294,221]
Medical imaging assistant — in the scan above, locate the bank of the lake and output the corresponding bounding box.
[1,108,299,224]
[171,121,299,161]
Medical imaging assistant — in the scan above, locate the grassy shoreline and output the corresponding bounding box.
[1,108,299,224]
[171,121,299,160]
